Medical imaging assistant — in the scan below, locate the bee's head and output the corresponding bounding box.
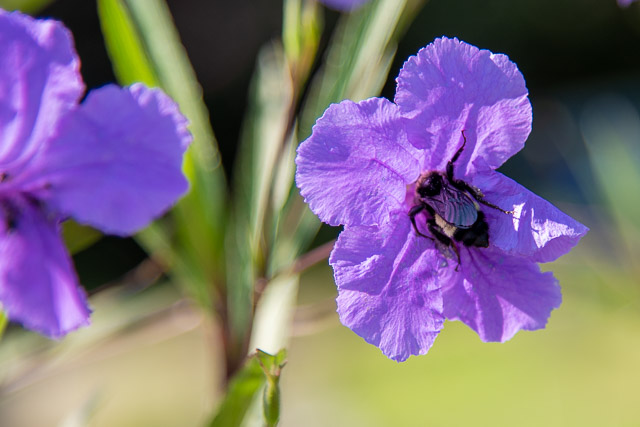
[416,173,443,198]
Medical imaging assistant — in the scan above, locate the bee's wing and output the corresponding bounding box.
[429,185,478,228]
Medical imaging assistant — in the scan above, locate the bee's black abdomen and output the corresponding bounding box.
[454,211,489,248]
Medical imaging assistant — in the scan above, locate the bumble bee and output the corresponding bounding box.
[409,131,511,265]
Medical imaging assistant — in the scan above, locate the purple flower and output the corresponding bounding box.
[296,37,588,361]
[317,0,370,11]
[618,0,637,7]
[0,10,191,338]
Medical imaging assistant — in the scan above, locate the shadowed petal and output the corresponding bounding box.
[0,199,90,338]
[443,246,561,342]
[395,37,531,173]
[330,211,444,361]
[471,166,588,263]
[296,98,420,227]
[28,83,191,236]
[0,10,83,169]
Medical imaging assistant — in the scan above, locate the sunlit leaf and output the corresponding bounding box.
[249,275,299,355]
[96,0,158,86]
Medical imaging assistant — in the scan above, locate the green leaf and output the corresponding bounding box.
[0,310,8,341]
[123,0,228,312]
[96,0,158,86]
[249,275,299,356]
[226,2,321,336]
[208,354,267,427]
[256,349,287,427]
[208,350,287,427]
[224,0,322,360]
[228,0,320,336]
[121,0,228,278]
[97,0,227,309]
[283,0,322,93]
[272,0,427,274]
[301,0,426,138]
[0,0,55,13]
[61,221,102,255]
[227,41,294,336]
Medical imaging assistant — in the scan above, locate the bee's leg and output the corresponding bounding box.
[451,243,461,272]
[446,130,468,180]
[447,132,513,215]
[454,180,514,215]
[478,198,514,215]
[409,204,433,240]
[426,220,460,270]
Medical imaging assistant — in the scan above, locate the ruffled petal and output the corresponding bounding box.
[471,167,588,263]
[296,97,420,227]
[0,198,90,338]
[26,83,191,236]
[443,245,562,342]
[0,10,83,169]
[395,37,531,173]
[330,211,444,361]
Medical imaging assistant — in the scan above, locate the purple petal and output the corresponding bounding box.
[0,198,90,338]
[330,211,444,361]
[471,166,588,263]
[0,10,83,170]
[395,37,531,173]
[296,98,420,227]
[443,246,562,342]
[618,0,637,7]
[317,0,370,11]
[26,84,191,236]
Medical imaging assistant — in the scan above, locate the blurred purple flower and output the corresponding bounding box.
[0,10,191,338]
[318,0,370,11]
[296,37,588,361]
[618,0,637,7]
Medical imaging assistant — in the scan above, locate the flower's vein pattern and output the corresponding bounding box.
[0,10,191,338]
[296,37,587,361]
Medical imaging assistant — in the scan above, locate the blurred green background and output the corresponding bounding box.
[1,0,640,426]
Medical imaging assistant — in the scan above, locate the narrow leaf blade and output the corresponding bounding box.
[208,356,266,427]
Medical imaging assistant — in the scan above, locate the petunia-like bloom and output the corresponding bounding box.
[296,37,588,361]
[0,10,191,338]
[317,0,370,12]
